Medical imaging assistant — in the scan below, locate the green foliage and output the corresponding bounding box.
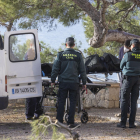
[82,16,94,42]
[0,0,36,30]
[52,126,65,140]
[30,115,66,140]
[30,116,49,140]
[10,36,31,60]
[1,0,139,57]
[39,41,58,63]
[2,35,83,64]
[84,44,119,57]
[82,1,140,56]
[40,36,83,63]
[12,43,28,60]
[1,0,82,30]
[106,1,140,35]
[0,136,10,140]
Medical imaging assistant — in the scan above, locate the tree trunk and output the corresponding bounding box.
[7,22,13,31]
[89,29,140,48]
[72,0,140,48]
[106,30,140,43]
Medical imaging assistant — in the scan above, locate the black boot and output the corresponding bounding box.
[117,122,126,128]
[129,124,136,128]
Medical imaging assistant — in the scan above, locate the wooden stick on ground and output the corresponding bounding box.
[55,120,80,140]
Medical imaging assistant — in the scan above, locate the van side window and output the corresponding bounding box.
[9,34,37,62]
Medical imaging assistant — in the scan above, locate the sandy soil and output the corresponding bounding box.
[0,104,140,140]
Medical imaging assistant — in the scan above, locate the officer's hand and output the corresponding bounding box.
[51,83,55,88]
[82,85,86,90]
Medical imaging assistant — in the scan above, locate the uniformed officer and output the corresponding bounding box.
[116,39,131,118]
[117,39,140,128]
[51,37,86,128]
[25,43,43,120]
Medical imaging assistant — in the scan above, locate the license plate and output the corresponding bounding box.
[12,87,36,94]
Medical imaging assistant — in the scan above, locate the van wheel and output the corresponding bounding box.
[64,113,69,123]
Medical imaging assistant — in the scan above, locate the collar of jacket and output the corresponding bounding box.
[65,48,75,51]
[132,46,140,53]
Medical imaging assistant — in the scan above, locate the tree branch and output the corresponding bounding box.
[72,0,140,48]
[96,0,100,10]
[106,29,140,43]
[32,115,80,140]
[7,21,13,31]
[115,8,128,15]
[56,120,80,140]
[130,0,140,7]
[118,3,136,26]
[89,29,140,48]
[105,0,125,4]
[72,0,100,21]
[100,0,110,27]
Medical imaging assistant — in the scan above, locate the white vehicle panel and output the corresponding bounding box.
[0,50,6,97]
[4,29,42,99]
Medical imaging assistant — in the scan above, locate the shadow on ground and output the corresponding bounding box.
[1,105,140,140]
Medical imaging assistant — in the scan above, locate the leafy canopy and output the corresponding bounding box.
[40,36,83,63]
[1,0,82,31]
[1,0,140,57]
[83,1,140,56]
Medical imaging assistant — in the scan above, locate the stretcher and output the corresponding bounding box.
[40,60,121,124]
[87,71,121,82]
[39,76,110,124]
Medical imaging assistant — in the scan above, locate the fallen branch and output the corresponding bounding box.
[30,115,80,140]
[55,120,80,140]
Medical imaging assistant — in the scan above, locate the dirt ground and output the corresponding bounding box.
[1,103,140,140]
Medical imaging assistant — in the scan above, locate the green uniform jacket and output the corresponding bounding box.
[51,48,86,85]
[120,46,140,76]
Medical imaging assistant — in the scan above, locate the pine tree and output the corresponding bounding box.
[83,1,140,56]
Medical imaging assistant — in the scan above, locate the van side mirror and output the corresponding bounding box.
[0,35,4,50]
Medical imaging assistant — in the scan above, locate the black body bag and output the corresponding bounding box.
[41,63,53,76]
[84,54,104,73]
[103,53,120,71]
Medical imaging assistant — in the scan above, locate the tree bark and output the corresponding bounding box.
[72,0,140,48]
[106,30,140,43]
[7,22,13,31]
[72,0,110,48]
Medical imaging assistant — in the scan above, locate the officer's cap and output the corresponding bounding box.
[130,39,140,46]
[65,37,74,44]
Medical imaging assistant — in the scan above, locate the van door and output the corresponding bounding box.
[0,49,8,109]
[4,29,42,99]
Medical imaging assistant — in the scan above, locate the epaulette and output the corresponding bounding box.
[58,51,64,54]
[75,50,81,54]
[57,51,64,59]
[125,51,131,54]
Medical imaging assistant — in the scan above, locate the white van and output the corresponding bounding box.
[0,29,42,110]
